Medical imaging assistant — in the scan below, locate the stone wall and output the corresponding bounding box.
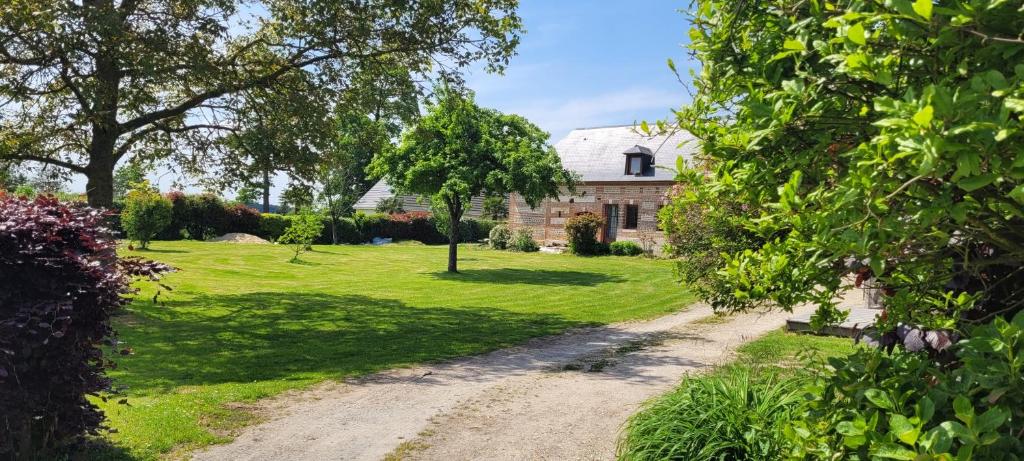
[509,181,673,247]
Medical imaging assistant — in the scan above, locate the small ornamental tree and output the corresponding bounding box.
[121,181,172,249]
[370,87,575,272]
[564,212,605,255]
[0,196,171,459]
[279,212,324,262]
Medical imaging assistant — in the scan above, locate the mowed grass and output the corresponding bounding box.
[90,241,694,460]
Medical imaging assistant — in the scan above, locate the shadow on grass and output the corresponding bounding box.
[429,268,623,286]
[134,247,189,254]
[112,293,586,393]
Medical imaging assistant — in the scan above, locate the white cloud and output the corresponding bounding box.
[503,87,682,140]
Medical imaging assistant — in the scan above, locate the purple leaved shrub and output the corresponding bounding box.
[0,195,172,459]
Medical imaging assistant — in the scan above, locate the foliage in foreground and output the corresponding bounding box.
[621,368,805,461]
[620,330,857,461]
[787,312,1024,460]
[660,0,1024,457]
[0,196,170,459]
[121,182,172,249]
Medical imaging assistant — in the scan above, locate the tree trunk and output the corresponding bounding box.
[446,197,463,273]
[84,134,117,208]
[261,168,271,213]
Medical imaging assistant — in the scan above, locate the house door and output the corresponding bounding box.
[604,204,619,242]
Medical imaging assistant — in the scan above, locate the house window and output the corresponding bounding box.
[624,204,639,229]
[625,155,642,175]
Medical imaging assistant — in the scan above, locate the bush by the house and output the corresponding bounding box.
[0,196,171,459]
[619,368,805,461]
[374,196,405,214]
[508,228,539,252]
[278,212,324,262]
[489,224,512,249]
[564,212,605,255]
[609,240,643,256]
[120,181,172,249]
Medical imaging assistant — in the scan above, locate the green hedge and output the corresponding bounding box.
[131,192,493,245]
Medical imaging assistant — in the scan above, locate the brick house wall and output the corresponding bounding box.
[509,181,673,247]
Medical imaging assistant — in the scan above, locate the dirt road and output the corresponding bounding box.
[193,303,813,461]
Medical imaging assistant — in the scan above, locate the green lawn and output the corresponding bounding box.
[91,241,694,460]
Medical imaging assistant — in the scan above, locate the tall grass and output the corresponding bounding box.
[618,367,806,461]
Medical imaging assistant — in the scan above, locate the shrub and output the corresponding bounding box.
[489,224,512,249]
[0,196,171,459]
[610,240,644,256]
[619,368,805,461]
[508,228,539,252]
[182,193,228,240]
[462,218,497,243]
[374,196,405,214]
[786,312,1024,459]
[158,190,188,240]
[278,212,324,262]
[120,181,172,249]
[258,213,292,242]
[224,203,262,236]
[564,212,604,255]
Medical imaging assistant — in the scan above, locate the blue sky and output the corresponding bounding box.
[69,1,695,196]
[469,0,693,141]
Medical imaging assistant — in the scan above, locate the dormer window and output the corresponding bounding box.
[626,155,643,175]
[622,145,654,176]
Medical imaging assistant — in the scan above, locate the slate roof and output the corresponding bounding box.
[554,125,697,182]
[352,179,488,217]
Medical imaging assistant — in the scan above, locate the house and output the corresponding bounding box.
[508,125,696,246]
[353,179,490,217]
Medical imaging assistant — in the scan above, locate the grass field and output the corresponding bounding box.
[90,241,694,459]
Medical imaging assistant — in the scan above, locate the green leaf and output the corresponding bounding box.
[974,407,1009,433]
[666,58,676,73]
[1005,98,1024,113]
[890,414,920,445]
[913,105,934,127]
[847,23,866,45]
[784,38,806,51]
[872,443,918,460]
[953,395,975,426]
[921,426,953,453]
[957,173,997,192]
[865,388,895,410]
[912,0,933,20]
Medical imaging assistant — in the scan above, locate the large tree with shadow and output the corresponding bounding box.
[0,0,522,207]
[370,86,575,272]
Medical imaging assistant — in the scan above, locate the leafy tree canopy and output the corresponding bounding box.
[0,0,523,207]
[670,0,1024,331]
[370,86,574,272]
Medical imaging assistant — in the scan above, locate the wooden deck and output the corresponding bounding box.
[786,288,881,337]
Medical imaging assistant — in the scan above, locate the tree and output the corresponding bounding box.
[0,0,523,207]
[370,87,574,272]
[112,161,146,202]
[121,181,172,249]
[318,114,396,243]
[483,194,508,220]
[279,211,323,262]
[374,196,406,214]
[671,0,1024,328]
